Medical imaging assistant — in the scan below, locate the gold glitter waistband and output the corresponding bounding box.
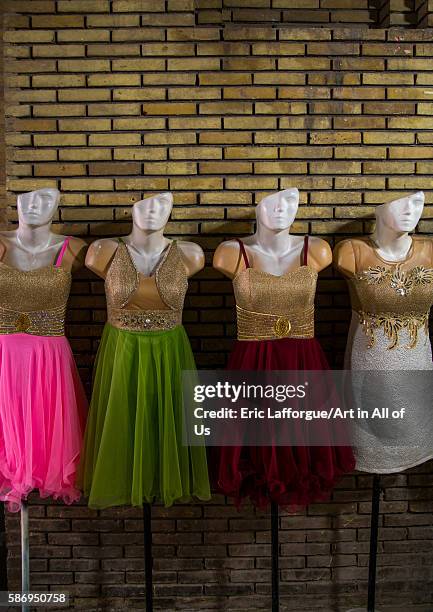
[236,304,315,341]
[107,306,182,332]
[357,309,430,350]
[0,304,66,336]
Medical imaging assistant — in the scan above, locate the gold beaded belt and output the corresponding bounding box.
[108,306,182,332]
[236,304,315,341]
[357,308,430,350]
[0,304,66,336]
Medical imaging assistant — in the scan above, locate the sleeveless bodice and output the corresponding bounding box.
[346,236,433,349]
[232,238,317,341]
[105,240,188,332]
[0,240,72,336]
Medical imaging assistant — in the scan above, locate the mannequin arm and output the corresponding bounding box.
[212,240,243,279]
[177,240,205,277]
[85,238,118,280]
[333,239,356,277]
[306,237,332,272]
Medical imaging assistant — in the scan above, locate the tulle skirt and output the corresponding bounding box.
[78,323,211,509]
[0,333,88,512]
[213,337,355,509]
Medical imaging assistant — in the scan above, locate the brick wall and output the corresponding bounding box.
[3,2,433,610]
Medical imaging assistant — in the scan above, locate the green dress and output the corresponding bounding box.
[78,239,210,508]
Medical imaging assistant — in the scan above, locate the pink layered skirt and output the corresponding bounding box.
[0,333,87,512]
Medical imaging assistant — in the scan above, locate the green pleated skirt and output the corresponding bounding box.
[78,323,211,508]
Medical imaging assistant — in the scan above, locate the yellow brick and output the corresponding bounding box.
[142,43,195,55]
[224,146,277,159]
[309,101,362,114]
[141,13,195,26]
[113,28,165,42]
[388,58,432,70]
[115,178,169,190]
[363,102,414,115]
[90,193,141,206]
[12,118,56,131]
[333,87,385,100]
[59,89,111,102]
[87,15,140,27]
[363,131,414,144]
[58,59,110,72]
[87,44,141,56]
[144,73,195,85]
[35,163,87,176]
[200,73,251,86]
[142,162,196,175]
[113,118,166,130]
[200,102,252,115]
[112,59,165,71]
[169,117,221,129]
[58,0,110,11]
[33,104,86,117]
[364,161,415,174]
[168,27,219,41]
[32,74,85,87]
[363,73,414,85]
[199,161,252,174]
[196,42,250,56]
[32,15,84,28]
[252,42,305,55]
[88,74,141,87]
[168,58,220,71]
[32,44,85,57]
[223,86,276,100]
[60,148,112,161]
[143,102,196,115]
[311,161,361,174]
[114,148,167,160]
[58,118,111,131]
[280,117,331,129]
[252,73,306,85]
[280,146,333,158]
[225,177,278,190]
[388,177,430,189]
[113,0,165,10]
[334,117,385,129]
[7,178,57,191]
[143,133,196,145]
[6,59,56,73]
[224,117,277,130]
[57,30,110,42]
[61,178,114,191]
[254,161,307,174]
[278,57,331,70]
[308,73,359,86]
[416,162,433,173]
[201,192,251,205]
[335,176,386,189]
[389,117,433,129]
[310,131,361,144]
[308,42,359,55]
[13,149,57,162]
[4,30,55,43]
[417,103,433,115]
[255,132,306,144]
[170,147,221,160]
[387,87,433,99]
[390,146,433,159]
[200,132,252,144]
[362,42,413,55]
[334,58,384,70]
[170,177,223,190]
[88,103,141,116]
[114,87,165,101]
[169,87,220,100]
[88,132,141,145]
[334,146,386,159]
[33,133,86,146]
[8,90,55,103]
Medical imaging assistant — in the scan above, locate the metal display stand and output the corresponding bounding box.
[143,503,153,612]
[271,500,279,612]
[21,501,29,612]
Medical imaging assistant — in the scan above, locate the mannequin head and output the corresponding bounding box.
[375,191,424,234]
[17,188,60,227]
[256,188,299,231]
[131,192,173,231]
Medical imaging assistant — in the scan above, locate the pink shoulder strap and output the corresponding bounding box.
[55,236,71,268]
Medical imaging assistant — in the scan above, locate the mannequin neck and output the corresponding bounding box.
[371,221,412,260]
[16,222,54,251]
[253,223,293,256]
[127,225,169,254]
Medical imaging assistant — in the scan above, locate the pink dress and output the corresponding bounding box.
[0,237,88,512]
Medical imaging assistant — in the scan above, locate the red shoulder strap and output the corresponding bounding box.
[54,236,71,267]
[303,235,309,266]
[236,238,250,269]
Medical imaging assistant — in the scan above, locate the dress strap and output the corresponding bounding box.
[303,235,309,266]
[54,236,71,268]
[236,238,251,269]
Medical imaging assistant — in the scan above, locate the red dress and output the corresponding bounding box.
[214,237,355,509]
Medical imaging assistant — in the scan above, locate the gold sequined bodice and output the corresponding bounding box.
[346,236,433,349]
[0,263,71,336]
[104,240,188,331]
[233,266,317,341]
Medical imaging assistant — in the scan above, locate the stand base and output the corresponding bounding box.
[346,608,382,612]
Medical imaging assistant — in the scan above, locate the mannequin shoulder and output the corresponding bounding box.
[213,239,243,279]
[305,236,332,272]
[176,239,205,277]
[333,238,358,276]
[66,236,88,272]
[85,238,119,279]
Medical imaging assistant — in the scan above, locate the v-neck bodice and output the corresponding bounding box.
[104,239,188,332]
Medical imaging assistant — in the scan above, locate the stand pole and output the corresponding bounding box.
[143,503,153,612]
[21,501,29,612]
[367,475,381,612]
[271,500,279,612]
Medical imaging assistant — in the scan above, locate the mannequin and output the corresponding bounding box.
[213,188,331,277]
[334,191,433,612]
[0,188,88,609]
[78,190,210,509]
[86,191,203,280]
[0,187,86,271]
